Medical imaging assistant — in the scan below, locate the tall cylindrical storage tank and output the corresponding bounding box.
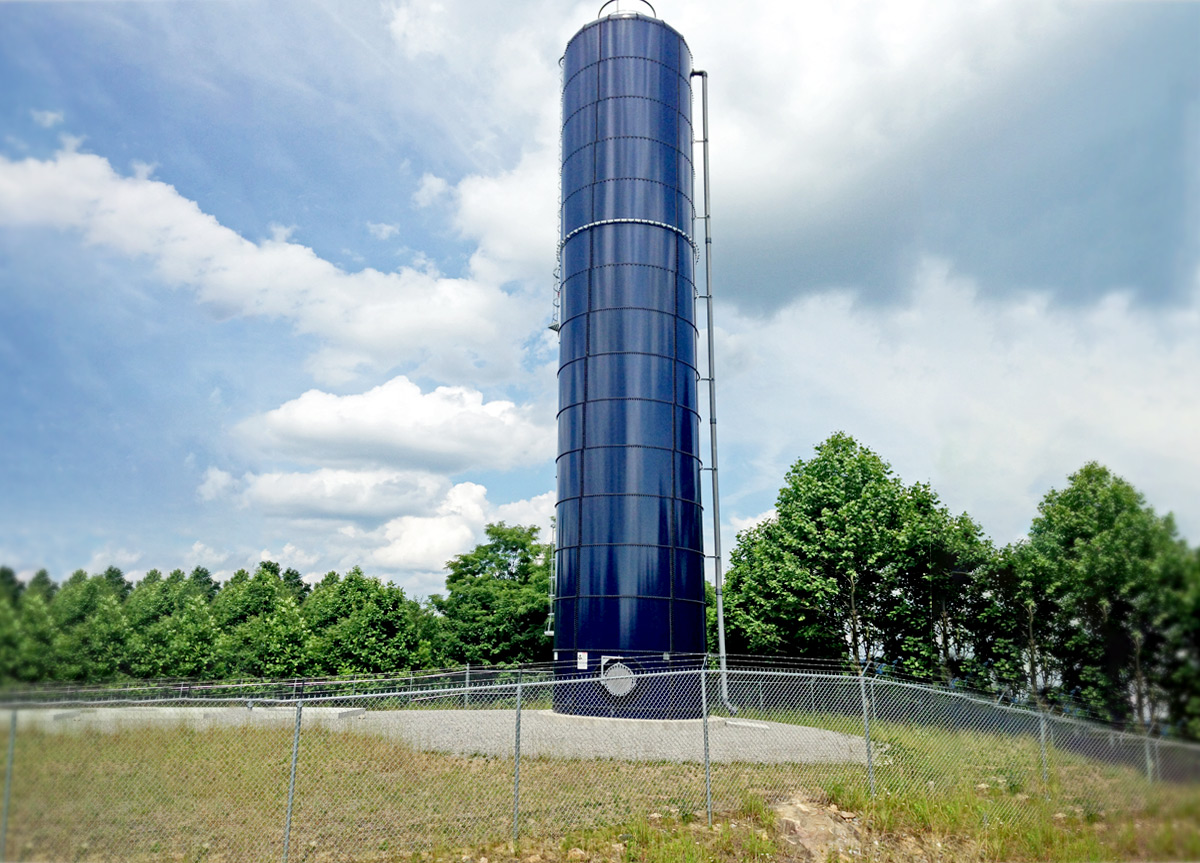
[554,2,706,718]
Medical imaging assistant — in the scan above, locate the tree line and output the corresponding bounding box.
[1,433,1196,738]
[718,433,1199,738]
[0,523,551,685]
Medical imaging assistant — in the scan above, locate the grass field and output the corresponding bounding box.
[2,707,1198,862]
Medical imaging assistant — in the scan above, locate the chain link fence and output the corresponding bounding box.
[2,666,1197,861]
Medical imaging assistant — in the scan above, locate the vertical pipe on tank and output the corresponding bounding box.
[691,69,733,715]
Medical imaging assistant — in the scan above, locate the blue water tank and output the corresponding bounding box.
[553,4,706,718]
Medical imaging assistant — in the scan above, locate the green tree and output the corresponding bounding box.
[211,564,282,629]
[302,567,434,675]
[164,594,219,680]
[432,523,552,665]
[0,565,23,606]
[125,569,170,629]
[101,565,132,601]
[188,566,219,603]
[53,592,130,682]
[1162,549,1200,737]
[14,592,55,682]
[215,594,310,679]
[282,567,310,601]
[0,598,19,682]
[724,517,843,657]
[723,433,992,675]
[1027,462,1187,724]
[51,570,112,630]
[25,569,57,603]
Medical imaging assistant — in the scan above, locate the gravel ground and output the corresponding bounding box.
[16,705,870,765]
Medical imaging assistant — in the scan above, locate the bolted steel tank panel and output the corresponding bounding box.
[554,5,706,718]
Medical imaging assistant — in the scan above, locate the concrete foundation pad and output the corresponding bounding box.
[14,705,869,765]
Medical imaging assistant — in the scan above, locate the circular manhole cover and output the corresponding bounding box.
[600,661,636,697]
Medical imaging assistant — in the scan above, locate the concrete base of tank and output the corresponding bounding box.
[18,705,871,765]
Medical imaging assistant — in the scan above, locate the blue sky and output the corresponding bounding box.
[1,0,1197,596]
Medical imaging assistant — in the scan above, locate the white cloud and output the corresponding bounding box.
[187,541,230,569]
[412,173,449,208]
[667,1,1071,220]
[376,1,1075,297]
[454,148,559,288]
[221,480,555,596]
[364,483,554,594]
[388,1,453,60]
[268,223,297,242]
[242,468,449,519]
[728,509,777,535]
[259,543,321,569]
[384,0,567,159]
[494,490,556,538]
[236,375,554,473]
[30,109,63,128]
[716,257,1200,543]
[370,481,489,573]
[197,466,236,501]
[85,546,142,574]
[366,221,400,239]
[0,148,536,386]
[131,160,157,180]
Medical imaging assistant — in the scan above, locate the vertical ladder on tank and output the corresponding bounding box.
[544,520,556,638]
[545,53,565,639]
[690,69,734,714]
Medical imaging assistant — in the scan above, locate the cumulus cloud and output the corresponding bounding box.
[728,509,778,535]
[366,221,400,239]
[187,541,230,569]
[242,468,450,519]
[454,148,558,288]
[84,546,142,574]
[715,257,1200,543]
[668,2,1070,214]
[216,479,554,596]
[494,491,556,536]
[259,543,321,569]
[30,109,63,128]
[412,173,449,208]
[197,467,236,501]
[370,481,489,572]
[383,1,566,288]
[0,147,536,386]
[385,0,566,148]
[236,375,554,473]
[367,484,555,592]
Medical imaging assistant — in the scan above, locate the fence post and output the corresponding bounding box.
[701,669,712,826]
[1144,730,1154,783]
[1038,711,1049,786]
[858,673,876,798]
[512,683,523,845]
[282,702,303,863]
[1,709,15,861]
[465,663,471,708]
